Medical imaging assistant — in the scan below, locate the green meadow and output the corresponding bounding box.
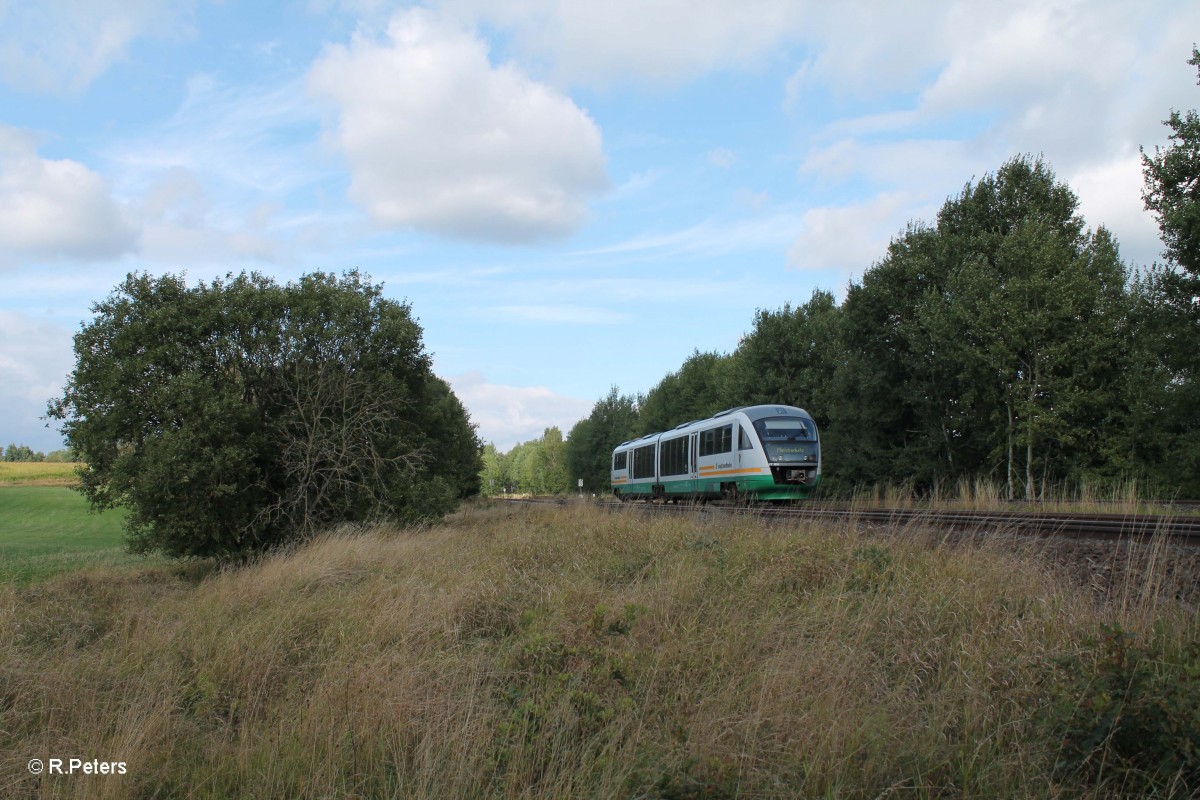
[0,487,165,583]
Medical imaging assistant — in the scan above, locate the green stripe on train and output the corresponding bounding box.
[614,473,820,499]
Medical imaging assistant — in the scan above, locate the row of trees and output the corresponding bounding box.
[3,444,74,462]
[509,51,1200,500]
[480,428,572,495]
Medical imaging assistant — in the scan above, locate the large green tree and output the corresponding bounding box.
[3,444,42,462]
[564,386,639,494]
[837,156,1131,496]
[479,443,510,496]
[1142,47,1200,294]
[636,350,734,435]
[49,270,481,558]
[837,222,950,488]
[530,427,570,495]
[731,289,842,411]
[1136,46,1200,495]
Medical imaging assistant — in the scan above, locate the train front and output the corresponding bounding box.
[745,405,821,498]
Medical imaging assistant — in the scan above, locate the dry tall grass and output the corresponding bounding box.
[847,475,1188,515]
[1,501,1195,798]
[0,463,79,486]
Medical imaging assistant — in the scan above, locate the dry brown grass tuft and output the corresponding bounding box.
[1,501,1195,798]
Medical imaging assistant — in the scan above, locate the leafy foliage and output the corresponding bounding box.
[49,270,481,558]
[635,351,734,436]
[1142,46,1200,287]
[1043,624,1200,796]
[482,427,571,496]
[564,387,639,494]
[1135,46,1200,497]
[3,444,43,462]
[847,158,1125,494]
[554,153,1194,499]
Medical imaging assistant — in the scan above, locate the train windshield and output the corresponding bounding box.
[752,418,818,463]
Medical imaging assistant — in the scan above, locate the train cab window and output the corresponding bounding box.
[699,424,733,456]
[612,451,627,471]
[754,418,816,442]
[753,417,818,463]
[738,425,755,451]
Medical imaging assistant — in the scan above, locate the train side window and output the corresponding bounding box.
[632,445,656,479]
[613,451,627,471]
[738,426,754,451]
[699,425,733,456]
[659,437,687,476]
[717,424,732,454]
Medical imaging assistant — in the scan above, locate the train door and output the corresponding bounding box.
[689,432,699,492]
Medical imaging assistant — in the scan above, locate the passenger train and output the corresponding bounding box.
[610,404,821,502]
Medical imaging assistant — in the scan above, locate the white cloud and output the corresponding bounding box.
[105,76,340,266]
[134,166,285,264]
[572,210,806,262]
[788,192,916,275]
[113,74,327,199]
[707,148,738,168]
[790,1,1198,172]
[447,371,593,450]
[308,8,608,243]
[0,0,192,94]
[800,137,987,197]
[0,127,138,263]
[919,5,1085,112]
[491,304,628,324]
[0,311,74,452]
[1070,155,1163,269]
[445,0,808,86]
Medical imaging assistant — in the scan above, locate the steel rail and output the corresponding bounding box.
[753,506,1200,545]
[505,497,1200,548]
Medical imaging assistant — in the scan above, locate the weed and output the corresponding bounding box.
[1043,623,1200,796]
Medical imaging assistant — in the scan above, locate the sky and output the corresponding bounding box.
[1,0,1197,454]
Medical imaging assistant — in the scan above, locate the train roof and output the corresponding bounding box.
[613,404,813,450]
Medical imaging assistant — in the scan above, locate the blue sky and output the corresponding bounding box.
[1,0,1197,453]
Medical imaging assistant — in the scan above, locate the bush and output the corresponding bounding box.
[48,270,481,559]
[1043,623,1200,796]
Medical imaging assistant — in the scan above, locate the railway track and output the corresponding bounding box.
[507,497,1200,548]
[752,505,1200,547]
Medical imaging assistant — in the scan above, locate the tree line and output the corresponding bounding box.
[2,445,74,462]
[480,428,573,495]
[499,51,1200,500]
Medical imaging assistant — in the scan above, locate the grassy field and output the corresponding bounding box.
[0,487,168,583]
[0,461,80,486]
[1,501,1196,798]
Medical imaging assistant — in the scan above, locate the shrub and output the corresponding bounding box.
[1043,623,1200,796]
[48,270,481,559]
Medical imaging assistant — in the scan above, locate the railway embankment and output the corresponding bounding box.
[2,500,1197,798]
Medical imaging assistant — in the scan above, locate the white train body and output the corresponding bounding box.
[610,404,821,501]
